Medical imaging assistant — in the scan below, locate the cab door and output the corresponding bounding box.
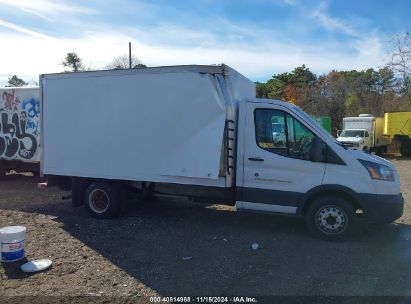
[238,102,326,214]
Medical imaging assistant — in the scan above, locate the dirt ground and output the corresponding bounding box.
[1,158,411,300]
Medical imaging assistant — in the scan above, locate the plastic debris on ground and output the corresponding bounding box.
[182,256,192,260]
[251,243,259,250]
[21,259,52,273]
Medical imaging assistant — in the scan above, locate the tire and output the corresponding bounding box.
[400,141,411,157]
[84,181,123,219]
[375,147,381,156]
[305,196,357,240]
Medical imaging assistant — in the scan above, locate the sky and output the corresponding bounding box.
[0,0,410,86]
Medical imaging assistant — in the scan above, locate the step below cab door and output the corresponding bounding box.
[237,101,326,215]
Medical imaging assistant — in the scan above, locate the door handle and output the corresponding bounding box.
[248,157,264,162]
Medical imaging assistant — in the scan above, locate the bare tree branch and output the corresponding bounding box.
[106,55,146,70]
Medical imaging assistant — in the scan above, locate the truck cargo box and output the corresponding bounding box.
[384,112,411,137]
[41,65,255,187]
[384,111,411,156]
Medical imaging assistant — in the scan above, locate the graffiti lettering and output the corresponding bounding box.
[22,98,40,118]
[2,91,20,112]
[0,111,37,159]
[0,90,39,160]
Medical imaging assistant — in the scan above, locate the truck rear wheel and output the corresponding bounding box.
[84,181,123,219]
[305,196,357,240]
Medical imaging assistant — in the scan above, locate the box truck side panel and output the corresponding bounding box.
[224,67,256,102]
[0,87,40,162]
[375,117,391,147]
[384,112,411,137]
[42,70,227,183]
[311,116,331,133]
[342,117,373,131]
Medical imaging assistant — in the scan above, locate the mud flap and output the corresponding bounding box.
[72,177,91,207]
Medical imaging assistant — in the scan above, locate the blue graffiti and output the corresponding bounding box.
[27,120,39,136]
[22,98,40,118]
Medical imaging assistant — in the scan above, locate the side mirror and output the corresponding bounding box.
[309,137,326,162]
[337,130,342,137]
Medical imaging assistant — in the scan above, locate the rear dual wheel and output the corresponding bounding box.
[84,181,123,219]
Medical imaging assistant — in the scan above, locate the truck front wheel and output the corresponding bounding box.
[305,196,357,240]
[84,181,123,219]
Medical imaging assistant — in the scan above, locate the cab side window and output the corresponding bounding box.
[255,109,287,156]
[255,109,321,161]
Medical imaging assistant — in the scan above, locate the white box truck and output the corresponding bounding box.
[337,114,391,154]
[40,65,404,239]
[0,87,40,177]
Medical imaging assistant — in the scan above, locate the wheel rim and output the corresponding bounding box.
[315,205,347,235]
[89,189,110,213]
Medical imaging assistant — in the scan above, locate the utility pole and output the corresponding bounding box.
[129,42,132,69]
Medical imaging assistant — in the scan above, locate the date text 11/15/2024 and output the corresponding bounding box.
[149,297,257,303]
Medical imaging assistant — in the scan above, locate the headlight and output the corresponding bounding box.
[358,159,395,181]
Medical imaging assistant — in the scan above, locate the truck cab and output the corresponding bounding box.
[337,129,370,151]
[236,99,403,239]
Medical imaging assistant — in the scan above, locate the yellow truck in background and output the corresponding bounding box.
[384,112,411,157]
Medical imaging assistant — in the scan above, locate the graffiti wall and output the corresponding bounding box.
[0,88,40,162]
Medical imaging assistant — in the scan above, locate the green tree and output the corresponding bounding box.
[62,52,84,72]
[287,65,317,87]
[6,75,28,87]
[267,65,316,101]
[266,78,286,99]
[376,67,396,95]
[255,81,270,98]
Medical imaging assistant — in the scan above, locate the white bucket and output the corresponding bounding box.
[0,226,26,263]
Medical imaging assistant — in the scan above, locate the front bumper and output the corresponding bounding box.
[358,193,404,224]
[339,142,361,149]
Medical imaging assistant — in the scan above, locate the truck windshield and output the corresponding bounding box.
[340,130,364,137]
[291,106,336,141]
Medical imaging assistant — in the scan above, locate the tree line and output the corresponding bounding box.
[256,65,408,134]
[257,32,411,134]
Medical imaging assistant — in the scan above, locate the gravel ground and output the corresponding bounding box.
[0,158,411,299]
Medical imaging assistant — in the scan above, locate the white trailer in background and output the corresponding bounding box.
[40,65,403,240]
[337,114,391,154]
[0,87,40,177]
